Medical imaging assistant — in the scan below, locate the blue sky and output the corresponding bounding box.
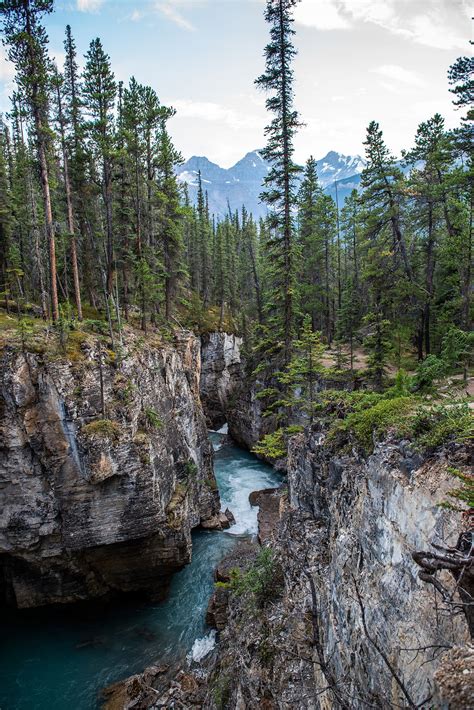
[0,0,471,166]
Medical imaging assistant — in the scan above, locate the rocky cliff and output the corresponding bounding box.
[0,330,219,608]
[200,332,242,430]
[205,434,472,709]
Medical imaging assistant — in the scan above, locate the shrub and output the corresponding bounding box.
[144,407,163,430]
[440,467,474,512]
[330,396,415,452]
[411,355,447,391]
[230,547,283,608]
[411,403,473,450]
[81,419,122,442]
[184,460,198,478]
[252,428,286,460]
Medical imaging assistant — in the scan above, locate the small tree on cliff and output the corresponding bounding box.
[279,314,325,424]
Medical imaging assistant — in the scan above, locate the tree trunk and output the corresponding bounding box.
[37,140,59,321]
[56,81,82,320]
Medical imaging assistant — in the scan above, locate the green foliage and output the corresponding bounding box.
[144,407,163,430]
[81,418,122,442]
[441,326,473,372]
[389,369,411,396]
[82,319,109,335]
[331,396,415,452]
[184,459,198,478]
[440,467,474,512]
[412,328,473,391]
[409,403,472,450]
[252,428,286,460]
[212,674,231,710]
[412,355,447,391]
[328,393,472,455]
[230,547,283,608]
[278,314,325,419]
[363,310,392,390]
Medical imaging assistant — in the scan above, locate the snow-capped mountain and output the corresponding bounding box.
[176,150,366,219]
[316,151,365,188]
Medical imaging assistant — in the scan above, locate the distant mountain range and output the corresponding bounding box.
[176,150,366,219]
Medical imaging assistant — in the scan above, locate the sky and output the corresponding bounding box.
[0,0,471,167]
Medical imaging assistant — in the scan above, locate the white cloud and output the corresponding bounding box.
[130,9,144,21]
[294,0,350,30]
[0,47,15,82]
[169,99,261,130]
[77,0,104,13]
[293,0,468,50]
[371,64,425,87]
[155,1,195,31]
[51,48,67,71]
[405,12,469,50]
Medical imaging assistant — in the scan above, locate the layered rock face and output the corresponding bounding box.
[207,436,470,709]
[0,332,219,608]
[200,332,242,429]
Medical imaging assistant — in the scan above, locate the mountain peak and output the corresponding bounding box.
[176,149,365,218]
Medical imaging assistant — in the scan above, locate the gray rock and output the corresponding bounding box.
[0,331,220,608]
[200,332,242,429]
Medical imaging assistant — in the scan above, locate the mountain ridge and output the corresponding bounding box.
[176,150,366,219]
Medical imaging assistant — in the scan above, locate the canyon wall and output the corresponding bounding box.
[0,331,219,608]
[207,433,471,709]
[200,332,242,430]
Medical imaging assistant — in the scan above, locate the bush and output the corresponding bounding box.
[412,355,447,391]
[330,396,415,452]
[410,403,473,450]
[81,418,122,442]
[440,467,474,512]
[230,547,283,608]
[144,407,163,430]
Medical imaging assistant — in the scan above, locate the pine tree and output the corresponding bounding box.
[278,314,324,424]
[297,157,337,340]
[256,0,301,362]
[52,67,82,319]
[82,37,116,296]
[1,0,59,320]
[362,122,413,280]
[403,114,452,356]
[448,55,473,332]
[155,120,185,320]
[0,118,13,299]
[196,171,211,306]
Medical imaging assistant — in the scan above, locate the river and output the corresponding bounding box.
[0,431,280,710]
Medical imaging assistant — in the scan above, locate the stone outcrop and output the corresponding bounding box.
[249,488,282,545]
[227,374,269,452]
[205,436,471,709]
[227,369,354,457]
[199,332,242,429]
[0,330,219,608]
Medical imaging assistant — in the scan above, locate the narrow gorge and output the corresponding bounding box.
[1,330,471,709]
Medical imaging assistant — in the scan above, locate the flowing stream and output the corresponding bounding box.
[0,432,280,710]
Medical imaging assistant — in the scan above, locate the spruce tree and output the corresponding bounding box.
[1,0,59,320]
[155,120,185,321]
[52,67,83,320]
[82,38,116,296]
[256,0,301,362]
[297,157,336,339]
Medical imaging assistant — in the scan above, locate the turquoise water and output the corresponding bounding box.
[0,433,279,710]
